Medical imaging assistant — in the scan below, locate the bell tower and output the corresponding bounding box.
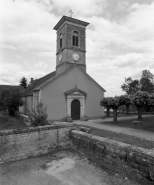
[53,15,89,75]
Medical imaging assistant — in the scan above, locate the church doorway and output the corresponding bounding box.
[71,99,80,120]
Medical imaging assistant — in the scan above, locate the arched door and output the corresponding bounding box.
[71,99,80,120]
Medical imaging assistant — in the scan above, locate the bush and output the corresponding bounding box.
[27,102,48,126]
[0,115,9,123]
[66,116,73,122]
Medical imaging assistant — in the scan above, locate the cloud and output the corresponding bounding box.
[37,51,53,57]
[112,53,147,68]
[0,0,154,96]
[0,0,57,52]
[0,43,18,51]
[116,1,129,12]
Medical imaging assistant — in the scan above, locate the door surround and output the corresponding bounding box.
[64,87,86,119]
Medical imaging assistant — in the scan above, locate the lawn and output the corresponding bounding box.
[0,115,27,130]
[100,114,154,132]
[78,114,154,149]
[88,127,154,149]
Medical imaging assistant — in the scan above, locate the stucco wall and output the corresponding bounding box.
[19,97,26,114]
[71,130,154,184]
[41,67,104,120]
[0,125,74,164]
[20,96,33,114]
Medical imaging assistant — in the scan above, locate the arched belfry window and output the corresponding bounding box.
[60,33,62,48]
[72,31,79,47]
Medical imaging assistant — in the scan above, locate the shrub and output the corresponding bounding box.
[0,115,9,123]
[66,116,73,122]
[27,102,48,126]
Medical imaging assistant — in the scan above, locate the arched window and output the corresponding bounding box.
[60,33,62,48]
[72,31,79,47]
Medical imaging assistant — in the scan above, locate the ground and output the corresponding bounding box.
[0,151,139,185]
[73,115,154,148]
[0,115,27,130]
[0,114,153,132]
[102,114,154,132]
[1,114,154,149]
[86,127,154,149]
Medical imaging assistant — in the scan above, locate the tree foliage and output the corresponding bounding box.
[121,77,140,95]
[100,96,122,122]
[27,102,48,126]
[0,88,23,116]
[121,70,154,95]
[140,70,154,93]
[132,91,154,120]
[19,77,28,89]
[119,95,132,115]
[119,95,132,106]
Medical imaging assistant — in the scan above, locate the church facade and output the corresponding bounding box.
[20,16,105,121]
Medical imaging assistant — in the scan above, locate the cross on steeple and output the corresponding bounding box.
[68,9,73,17]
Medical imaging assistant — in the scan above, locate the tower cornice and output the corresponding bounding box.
[53,16,89,31]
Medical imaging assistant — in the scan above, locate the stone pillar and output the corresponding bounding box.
[67,98,71,117]
[80,98,85,117]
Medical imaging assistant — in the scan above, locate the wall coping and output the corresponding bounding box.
[71,130,154,158]
[0,124,76,136]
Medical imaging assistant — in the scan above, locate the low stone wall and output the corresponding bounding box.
[71,130,154,184]
[0,124,75,164]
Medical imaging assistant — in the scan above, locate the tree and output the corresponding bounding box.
[121,70,154,95]
[141,69,154,80]
[0,89,10,113]
[119,95,132,115]
[19,77,28,89]
[100,96,122,122]
[121,77,140,95]
[140,70,154,93]
[0,88,23,116]
[132,91,154,120]
[100,97,111,117]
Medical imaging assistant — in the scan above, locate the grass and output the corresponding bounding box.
[0,115,27,131]
[78,114,154,149]
[99,114,154,132]
[88,127,154,149]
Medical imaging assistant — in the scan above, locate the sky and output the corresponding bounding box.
[0,0,154,96]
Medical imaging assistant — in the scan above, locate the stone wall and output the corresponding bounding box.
[0,124,75,164]
[71,130,154,184]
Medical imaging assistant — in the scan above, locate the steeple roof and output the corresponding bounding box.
[53,16,89,30]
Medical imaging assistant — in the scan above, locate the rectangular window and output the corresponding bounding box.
[76,37,78,46]
[60,38,62,48]
[72,36,76,46]
[72,36,78,47]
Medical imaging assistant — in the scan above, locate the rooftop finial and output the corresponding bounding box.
[68,9,73,18]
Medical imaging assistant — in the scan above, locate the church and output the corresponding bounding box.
[20,15,106,121]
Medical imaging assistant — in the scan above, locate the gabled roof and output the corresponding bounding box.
[22,71,56,96]
[38,65,106,92]
[22,65,106,97]
[64,86,87,96]
[0,85,25,94]
[53,16,89,30]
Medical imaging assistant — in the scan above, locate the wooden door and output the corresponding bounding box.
[71,99,80,120]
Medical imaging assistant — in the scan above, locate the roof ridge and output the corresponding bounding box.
[22,71,56,96]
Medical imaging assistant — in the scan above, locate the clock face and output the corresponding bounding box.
[72,53,80,61]
[59,54,62,62]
